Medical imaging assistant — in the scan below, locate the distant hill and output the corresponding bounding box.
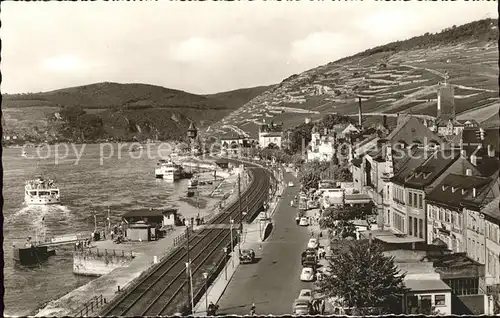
[204,85,274,110]
[2,82,270,143]
[206,18,499,139]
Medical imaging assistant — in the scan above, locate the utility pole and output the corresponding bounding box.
[107,206,111,236]
[238,173,242,232]
[185,223,193,313]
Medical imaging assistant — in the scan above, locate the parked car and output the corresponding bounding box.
[301,251,318,270]
[300,267,315,282]
[297,289,313,302]
[299,217,309,226]
[292,299,313,315]
[239,249,256,264]
[307,238,319,249]
[288,181,295,187]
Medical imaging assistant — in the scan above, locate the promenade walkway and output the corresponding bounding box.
[33,167,252,317]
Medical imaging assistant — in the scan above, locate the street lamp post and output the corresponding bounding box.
[223,247,228,280]
[242,212,248,243]
[203,272,209,314]
[230,219,234,268]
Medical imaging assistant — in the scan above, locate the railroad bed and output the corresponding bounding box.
[99,165,271,316]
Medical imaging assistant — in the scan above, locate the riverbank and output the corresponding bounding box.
[31,165,251,317]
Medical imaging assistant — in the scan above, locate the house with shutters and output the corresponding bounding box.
[388,149,478,241]
[350,115,446,229]
[258,121,283,149]
[220,134,249,156]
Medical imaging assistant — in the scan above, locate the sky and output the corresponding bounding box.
[1,1,497,95]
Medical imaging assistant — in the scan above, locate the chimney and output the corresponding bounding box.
[461,189,466,195]
[466,168,472,176]
[487,144,494,157]
[472,187,477,197]
[358,97,363,127]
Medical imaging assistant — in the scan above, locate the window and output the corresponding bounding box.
[432,207,437,220]
[443,278,479,295]
[419,219,424,239]
[445,211,450,223]
[434,294,446,306]
[419,295,432,314]
[408,192,413,206]
[414,218,418,238]
[439,209,444,221]
[418,194,423,209]
[409,216,413,235]
[413,193,418,207]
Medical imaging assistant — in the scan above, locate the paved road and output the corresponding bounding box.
[217,172,313,315]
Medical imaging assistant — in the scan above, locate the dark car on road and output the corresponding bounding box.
[239,249,256,264]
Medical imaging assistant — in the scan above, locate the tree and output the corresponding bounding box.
[324,202,375,222]
[297,161,329,190]
[316,240,408,314]
[288,123,314,154]
[266,142,279,150]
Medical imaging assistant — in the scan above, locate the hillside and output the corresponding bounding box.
[206,18,499,139]
[2,82,270,143]
[204,85,274,111]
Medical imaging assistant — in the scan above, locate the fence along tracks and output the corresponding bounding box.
[99,166,270,316]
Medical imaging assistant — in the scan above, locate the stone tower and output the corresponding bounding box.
[437,82,455,121]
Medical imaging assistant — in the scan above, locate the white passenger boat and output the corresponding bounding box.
[155,158,181,181]
[25,177,61,205]
[21,149,27,157]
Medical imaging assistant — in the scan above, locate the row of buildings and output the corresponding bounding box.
[344,83,499,314]
[219,120,285,156]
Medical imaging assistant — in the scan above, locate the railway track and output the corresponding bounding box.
[100,164,271,316]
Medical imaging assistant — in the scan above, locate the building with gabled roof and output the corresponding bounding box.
[425,166,500,296]
[388,149,478,241]
[350,115,447,230]
[219,133,249,156]
[387,115,444,147]
[258,120,283,149]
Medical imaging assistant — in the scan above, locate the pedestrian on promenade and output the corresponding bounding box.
[207,302,219,316]
[250,303,256,315]
[295,216,300,225]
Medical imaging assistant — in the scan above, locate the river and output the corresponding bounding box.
[2,143,201,316]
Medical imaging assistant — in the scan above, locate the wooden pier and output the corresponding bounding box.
[36,232,91,248]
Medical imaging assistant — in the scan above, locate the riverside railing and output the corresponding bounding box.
[75,294,106,317]
[74,247,134,258]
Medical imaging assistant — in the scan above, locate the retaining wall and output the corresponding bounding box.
[73,249,134,277]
